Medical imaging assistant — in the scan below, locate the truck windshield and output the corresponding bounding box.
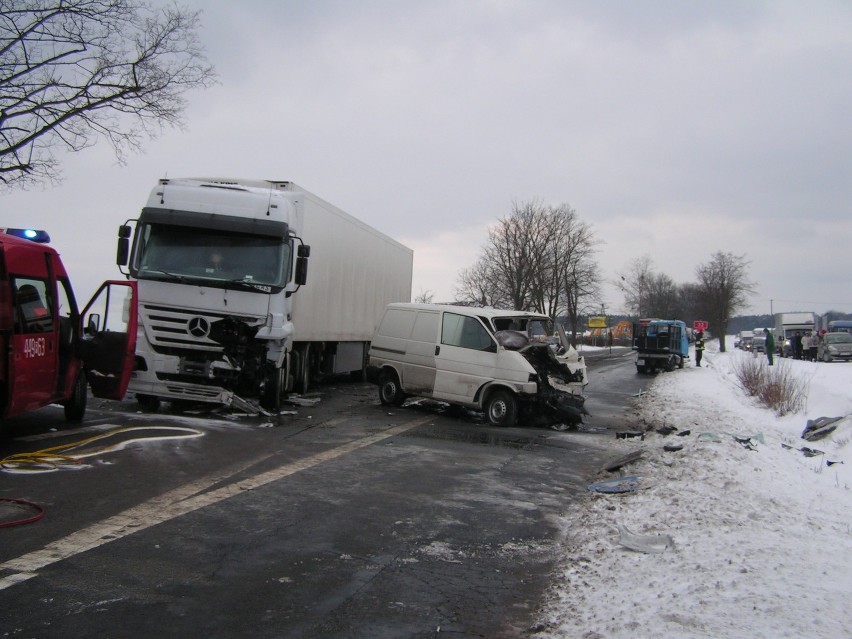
[133,223,289,288]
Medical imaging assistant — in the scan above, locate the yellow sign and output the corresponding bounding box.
[588,316,607,328]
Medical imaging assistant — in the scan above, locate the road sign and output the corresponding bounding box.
[694,320,709,332]
[588,316,607,328]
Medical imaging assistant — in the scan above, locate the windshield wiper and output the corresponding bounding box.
[149,269,187,283]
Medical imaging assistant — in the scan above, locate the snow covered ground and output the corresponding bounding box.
[537,339,852,639]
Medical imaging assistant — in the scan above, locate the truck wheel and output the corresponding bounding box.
[63,372,88,422]
[262,366,286,411]
[136,394,161,413]
[379,371,406,406]
[485,389,518,427]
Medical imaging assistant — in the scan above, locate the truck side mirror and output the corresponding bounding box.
[116,225,131,266]
[295,244,310,286]
[86,313,101,336]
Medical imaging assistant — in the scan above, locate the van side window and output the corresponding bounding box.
[13,278,54,334]
[378,308,416,339]
[442,313,494,351]
[411,312,439,342]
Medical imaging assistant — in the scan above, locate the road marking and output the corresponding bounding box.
[0,417,429,590]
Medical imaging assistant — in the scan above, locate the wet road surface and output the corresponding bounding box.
[0,348,650,638]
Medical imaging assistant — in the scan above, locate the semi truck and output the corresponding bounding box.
[116,178,413,413]
[1,228,138,433]
[774,312,817,357]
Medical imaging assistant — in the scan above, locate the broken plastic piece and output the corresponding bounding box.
[616,524,674,554]
[801,416,844,441]
[697,432,722,442]
[230,394,272,417]
[588,475,640,493]
[663,444,683,452]
[599,450,643,473]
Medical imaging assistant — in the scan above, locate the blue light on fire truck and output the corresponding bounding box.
[0,228,51,243]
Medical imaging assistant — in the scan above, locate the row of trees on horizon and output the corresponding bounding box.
[417,201,757,352]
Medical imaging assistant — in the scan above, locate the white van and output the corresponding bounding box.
[367,303,587,427]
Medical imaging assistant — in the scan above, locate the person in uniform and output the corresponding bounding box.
[695,331,705,367]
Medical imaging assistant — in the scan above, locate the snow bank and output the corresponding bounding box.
[537,343,852,639]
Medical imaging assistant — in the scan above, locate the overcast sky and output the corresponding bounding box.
[4,0,851,316]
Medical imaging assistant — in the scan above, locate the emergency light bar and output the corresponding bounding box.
[0,228,51,243]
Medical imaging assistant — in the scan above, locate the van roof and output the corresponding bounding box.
[386,302,549,320]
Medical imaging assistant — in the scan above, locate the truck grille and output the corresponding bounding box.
[141,304,261,353]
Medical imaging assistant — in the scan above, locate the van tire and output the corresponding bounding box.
[485,389,517,427]
[379,371,406,406]
[63,371,88,422]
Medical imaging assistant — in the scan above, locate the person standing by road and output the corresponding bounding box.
[764,328,775,366]
[792,331,803,359]
[695,331,705,367]
[808,332,819,362]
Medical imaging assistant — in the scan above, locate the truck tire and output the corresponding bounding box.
[63,371,87,422]
[379,370,406,406]
[262,365,286,412]
[136,394,161,413]
[485,389,518,427]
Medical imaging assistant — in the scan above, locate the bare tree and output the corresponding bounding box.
[695,251,756,352]
[0,0,216,189]
[550,207,601,341]
[455,256,508,308]
[456,200,600,338]
[617,255,654,317]
[414,288,434,304]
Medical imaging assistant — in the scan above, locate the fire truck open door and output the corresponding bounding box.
[79,281,138,400]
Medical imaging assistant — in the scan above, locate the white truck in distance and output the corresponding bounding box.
[117,178,413,412]
[774,312,817,356]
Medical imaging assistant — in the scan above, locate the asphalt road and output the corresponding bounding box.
[0,347,648,638]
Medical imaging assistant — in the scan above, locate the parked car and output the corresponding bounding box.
[752,336,766,353]
[818,332,852,362]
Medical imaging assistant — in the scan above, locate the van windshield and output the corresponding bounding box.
[132,223,290,288]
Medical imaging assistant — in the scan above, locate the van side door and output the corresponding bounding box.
[79,281,138,400]
[402,310,440,394]
[433,312,498,403]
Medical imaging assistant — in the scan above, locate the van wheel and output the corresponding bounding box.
[485,389,517,427]
[379,371,406,406]
[63,371,88,422]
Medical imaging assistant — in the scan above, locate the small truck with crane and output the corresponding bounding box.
[632,318,690,373]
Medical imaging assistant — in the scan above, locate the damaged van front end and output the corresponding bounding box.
[494,329,588,427]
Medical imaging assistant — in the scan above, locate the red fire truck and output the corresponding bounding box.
[0,228,137,431]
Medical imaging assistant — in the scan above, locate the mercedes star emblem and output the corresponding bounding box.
[187,316,210,338]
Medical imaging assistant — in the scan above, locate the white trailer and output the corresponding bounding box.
[116,178,412,412]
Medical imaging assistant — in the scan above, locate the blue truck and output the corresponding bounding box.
[632,319,690,374]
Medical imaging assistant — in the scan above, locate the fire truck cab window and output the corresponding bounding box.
[15,279,53,334]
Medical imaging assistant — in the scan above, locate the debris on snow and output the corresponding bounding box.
[616,524,674,554]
